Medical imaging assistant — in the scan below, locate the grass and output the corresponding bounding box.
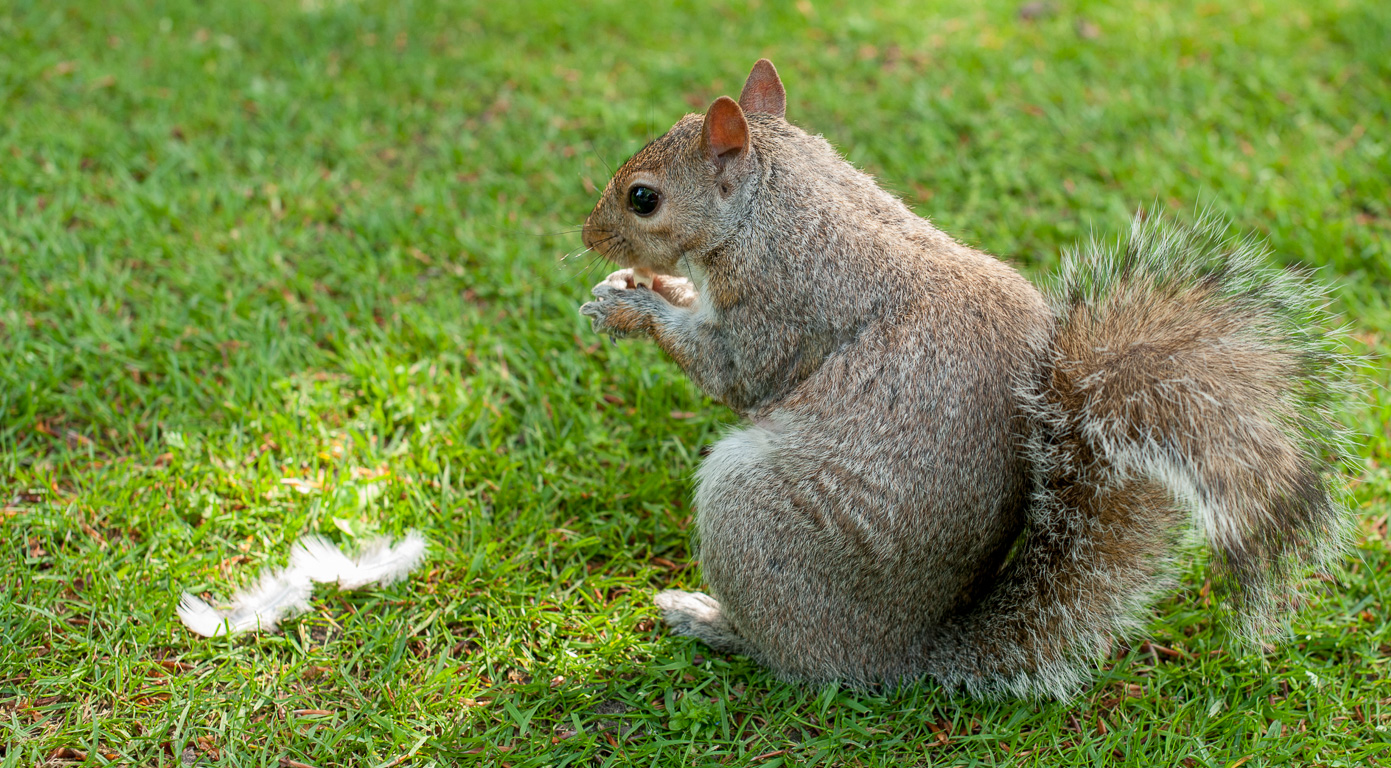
[1,0,1388,765]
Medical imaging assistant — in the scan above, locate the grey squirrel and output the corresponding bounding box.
[578,59,1352,698]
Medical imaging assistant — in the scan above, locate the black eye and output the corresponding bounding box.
[628,185,660,216]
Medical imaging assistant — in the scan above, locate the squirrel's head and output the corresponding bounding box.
[582,59,787,280]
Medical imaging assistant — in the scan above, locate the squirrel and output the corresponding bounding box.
[578,59,1352,698]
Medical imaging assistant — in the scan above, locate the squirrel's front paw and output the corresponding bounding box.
[598,268,697,307]
[579,281,665,339]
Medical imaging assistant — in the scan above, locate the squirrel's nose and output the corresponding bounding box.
[581,208,607,251]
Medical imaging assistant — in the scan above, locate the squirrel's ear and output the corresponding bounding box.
[702,96,750,168]
[738,58,786,119]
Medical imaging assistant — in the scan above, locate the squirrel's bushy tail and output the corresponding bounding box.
[925,212,1353,699]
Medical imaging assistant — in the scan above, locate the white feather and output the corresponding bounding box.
[290,534,360,582]
[178,531,428,637]
[176,593,236,638]
[287,531,428,589]
[333,531,429,589]
[177,569,313,637]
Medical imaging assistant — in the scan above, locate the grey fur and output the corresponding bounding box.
[578,60,1353,698]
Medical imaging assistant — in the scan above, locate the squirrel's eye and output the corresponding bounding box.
[628,185,660,216]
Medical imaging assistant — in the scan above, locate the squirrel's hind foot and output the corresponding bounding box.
[654,590,756,657]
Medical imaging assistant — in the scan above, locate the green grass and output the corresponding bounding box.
[2,0,1389,765]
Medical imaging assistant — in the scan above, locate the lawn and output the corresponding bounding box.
[2,0,1389,765]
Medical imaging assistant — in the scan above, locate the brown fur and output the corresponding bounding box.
[579,60,1351,697]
